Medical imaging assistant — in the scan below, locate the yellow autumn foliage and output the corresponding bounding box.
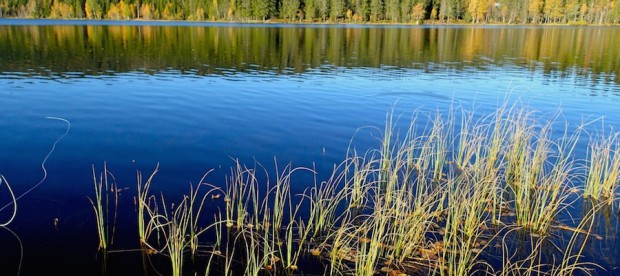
[49,0,74,18]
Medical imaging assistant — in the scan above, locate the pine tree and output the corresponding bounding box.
[329,0,345,19]
[398,0,411,21]
[252,0,273,19]
[369,0,382,20]
[317,0,329,20]
[281,0,299,20]
[304,0,317,19]
[351,0,368,21]
[385,0,400,21]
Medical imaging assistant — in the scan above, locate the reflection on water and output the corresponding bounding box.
[1,21,620,275]
[1,22,619,84]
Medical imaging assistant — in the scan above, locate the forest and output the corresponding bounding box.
[0,0,619,25]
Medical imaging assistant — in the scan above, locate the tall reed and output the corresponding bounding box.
[440,175,492,276]
[224,160,256,229]
[81,101,620,275]
[145,195,192,276]
[306,160,349,239]
[187,170,219,255]
[137,163,160,244]
[88,163,119,251]
[584,133,620,203]
[505,111,580,235]
[552,202,603,276]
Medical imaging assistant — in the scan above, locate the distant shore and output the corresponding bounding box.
[1,17,617,27]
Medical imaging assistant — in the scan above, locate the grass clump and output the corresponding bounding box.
[88,163,119,252]
[584,133,620,204]
[88,102,618,276]
[137,163,159,245]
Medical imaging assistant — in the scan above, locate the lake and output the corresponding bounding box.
[1,20,620,275]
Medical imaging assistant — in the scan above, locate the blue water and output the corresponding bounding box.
[1,21,620,275]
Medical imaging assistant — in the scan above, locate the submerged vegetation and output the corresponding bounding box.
[85,101,619,275]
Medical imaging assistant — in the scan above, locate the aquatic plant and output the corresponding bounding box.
[439,175,493,276]
[187,170,220,255]
[88,163,119,251]
[584,133,620,204]
[552,202,604,276]
[78,102,620,275]
[146,194,192,276]
[223,161,255,229]
[137,163,159,244]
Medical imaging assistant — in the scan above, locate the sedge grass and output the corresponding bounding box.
[306,160,349,239]
[497,203,604,276]
[346,151,374,209]
[584,133,620,204]
[187,170,219,255]
[439,175,493,276]
[80,102,620,275]
[145,194,192,276]
[137,163,160,245]
[552,202,604,276]
[204,213,224,275]
[479,107,512,225]
[354,210,389,276]
[143,181,220,276]
[504,108,534,186]
[88,163,119,251]
[223,160,259,230]
[269,162,312,270]
[517,134,579,235]
[326,214,358,274]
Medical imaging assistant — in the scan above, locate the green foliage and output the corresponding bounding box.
[316,0,328,19]
[329,0,344,19]
[281,0,299,20]
[304,0,317,19]
[384,0,399,21]
[49,0,75,18]
[1,0,619,26]
[351,0,369,21]
[369,0,382,20]
[84,0,103,19]
[237,0,252,18]
[251,0,273,19]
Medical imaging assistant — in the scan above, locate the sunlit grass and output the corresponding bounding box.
[584,133,620,204]
[439,175,492,276]
[506,118,581,235]
[137,163,159,245]
[84,102,620,275]
[88,163,119,252]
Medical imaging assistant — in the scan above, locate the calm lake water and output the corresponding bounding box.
[1,19,620,275]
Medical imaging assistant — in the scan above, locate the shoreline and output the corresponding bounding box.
[1,17,619,27]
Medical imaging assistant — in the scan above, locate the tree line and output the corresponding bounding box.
[1,0,619,24]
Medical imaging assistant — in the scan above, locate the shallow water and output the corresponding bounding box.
[0,19,620,275]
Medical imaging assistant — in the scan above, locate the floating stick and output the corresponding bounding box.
[0,117,71,221]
